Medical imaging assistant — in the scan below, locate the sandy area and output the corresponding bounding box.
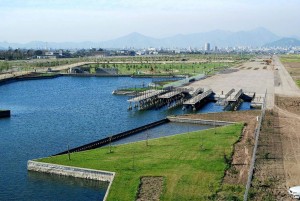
[187,57,275,109]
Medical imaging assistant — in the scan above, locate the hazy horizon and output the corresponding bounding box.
[1,0,300,43]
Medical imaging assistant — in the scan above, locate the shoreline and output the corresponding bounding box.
[27,160,115,201]
[27,117,237,200]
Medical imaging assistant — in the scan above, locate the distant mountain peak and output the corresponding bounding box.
[0,27,283,49]
[264,37,300,47]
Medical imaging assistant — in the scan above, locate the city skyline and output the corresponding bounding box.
[1,0,300,43]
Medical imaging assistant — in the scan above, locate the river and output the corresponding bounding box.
[0,76,251,200]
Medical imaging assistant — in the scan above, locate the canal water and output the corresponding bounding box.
[0,76,252,201]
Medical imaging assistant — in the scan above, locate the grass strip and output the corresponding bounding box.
[39,123,244,201]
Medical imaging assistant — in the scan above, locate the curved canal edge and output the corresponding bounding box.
[27,160,115,201]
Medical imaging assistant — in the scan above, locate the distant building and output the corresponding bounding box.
[204,43,210,51]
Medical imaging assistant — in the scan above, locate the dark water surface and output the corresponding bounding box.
[0,77,251,200]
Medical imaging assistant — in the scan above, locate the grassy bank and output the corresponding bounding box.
[280,55,300,88]
[280,54,300,63]
[38,123,244,201]
[89,62,230,75]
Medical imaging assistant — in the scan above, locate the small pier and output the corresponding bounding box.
[127,89,166,110]
[183,89,213,111]
[250,94,264,109]
[227,89,243,101]
[157,88,189,109]
[124,86,256,112]
[222,89,244,111]
[216,88,235,105]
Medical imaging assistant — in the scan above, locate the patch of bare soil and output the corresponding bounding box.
[283,62,300,83]
[181,110,259,185]
[250,110,289,200]
[275,96,300,115]
[251,95,300,200]
[136,177,164,201]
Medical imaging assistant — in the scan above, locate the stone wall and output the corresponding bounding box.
[167,116,235,126]
[27,160,115,201]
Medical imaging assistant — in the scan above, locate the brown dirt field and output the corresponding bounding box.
[180,110,260,186]
[276,96,300,195]
[136,177,164,201]
[251,96,300,200]
[282,62,300,85]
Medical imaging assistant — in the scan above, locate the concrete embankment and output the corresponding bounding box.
[27,160,115,201]
[0,110,10,118]
[0,73,61,86]
[168,116,235,126]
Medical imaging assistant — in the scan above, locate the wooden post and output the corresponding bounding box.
[67,145,71,160]
[214,112,216,134]
[109,136,112,153]
[146,130,149,146]
[132,149,135,170]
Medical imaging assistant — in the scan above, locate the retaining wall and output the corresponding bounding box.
[55,118,169,156]
[168,116,235,126]
[27,160,115,201]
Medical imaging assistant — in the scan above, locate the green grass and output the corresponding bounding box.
[280,55,300,63]
[38,123,244,201]
[296,80,300,88]
[89,62,231,75]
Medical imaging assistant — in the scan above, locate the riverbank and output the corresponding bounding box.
[27,160,114,201]
[0,72,62,85]
[33,123,244,200]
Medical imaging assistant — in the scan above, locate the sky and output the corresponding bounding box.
[1,0,299,43]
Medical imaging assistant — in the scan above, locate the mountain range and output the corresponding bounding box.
[264,37,300,48]
[0,27,299,49]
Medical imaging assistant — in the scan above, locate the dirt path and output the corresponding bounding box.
[273,56,300,97]
[275,97,300,191]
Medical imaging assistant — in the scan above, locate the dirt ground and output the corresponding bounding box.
[182,110,259,186]
[282,62,300,84]
[136,177,164,201]
[274,56,300,97]
[250,96,300,200]
[276,96,300,188]
[188,56,275,109]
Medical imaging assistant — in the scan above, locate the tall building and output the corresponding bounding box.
[204,43,210,51]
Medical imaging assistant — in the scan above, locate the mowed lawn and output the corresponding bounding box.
[38,123,244,201]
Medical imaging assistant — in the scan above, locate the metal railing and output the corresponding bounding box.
[243,89,267,201]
